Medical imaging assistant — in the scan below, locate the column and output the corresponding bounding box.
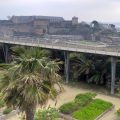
[3,44,9,63]
[111,57,116,95]
[64,51,70,83]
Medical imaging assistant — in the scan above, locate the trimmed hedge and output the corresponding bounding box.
[72,99,112,120]
[59,101,80,114]
[59,92,96,114]
[75,92,96,106]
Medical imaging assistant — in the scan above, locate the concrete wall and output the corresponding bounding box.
[33,19,49,26]
[48,27,70,34]
[13,24,32,33]
[33,28,45,35]
[0,25,13,36]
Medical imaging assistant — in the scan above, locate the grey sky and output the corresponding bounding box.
[0,0,120,23]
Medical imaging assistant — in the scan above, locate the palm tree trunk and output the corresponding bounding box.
[25,107,35,120]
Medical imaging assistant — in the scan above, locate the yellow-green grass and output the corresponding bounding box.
[72,99,112,120]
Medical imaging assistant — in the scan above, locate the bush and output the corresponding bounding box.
[34,107,59,120]
[3,107,13,114]
[75,92,96,106]
[72,99,112,120]
[0,93,5,108]
[117,108,120,117]
[59,92,97,114]
[84,92,97,98]
[59,101,80,114]
[0,99,5,108]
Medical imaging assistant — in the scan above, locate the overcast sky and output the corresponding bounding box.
[0,0,120,23]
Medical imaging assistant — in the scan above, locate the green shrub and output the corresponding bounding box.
[0,99,5,108]
[59,92,97,114]
[75,92,96,106]
[59,101,80,114]
[84,92,97,98]
[34,107,59,120]
[117,108,120,117]
[72,99,112,120]
[3,107,13,114]
[0,93,5,108]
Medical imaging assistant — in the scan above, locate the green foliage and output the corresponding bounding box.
[84,92,97,98]
[0,58,62,110]
[34,107,59,120]
[20,108,59,120]
[0,99,5,108]
[59,101,80,114]
[0,93,5,108]
[3,107,12,114]
[70,53,110,85]
[11,46,51,59]
[70,53,95,80]
[72,99,112,120]
[75,92,96,105]
[0,47,62,120]
[59,92,96,114]
[117,108,120,117]
[10,46,26,56]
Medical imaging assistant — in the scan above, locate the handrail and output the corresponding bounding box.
[0,35,120,57]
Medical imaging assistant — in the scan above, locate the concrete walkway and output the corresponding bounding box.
[7,84,120,120]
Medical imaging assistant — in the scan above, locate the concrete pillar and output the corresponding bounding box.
[64,51,70,83]
[111,57,116,95]
[91,34,95,41]
[3,44,9,63]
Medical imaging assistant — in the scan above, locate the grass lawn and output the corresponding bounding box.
[72,99,112,120]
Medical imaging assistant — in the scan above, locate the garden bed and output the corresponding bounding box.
[72,99,112,120]
[59,92,113,120]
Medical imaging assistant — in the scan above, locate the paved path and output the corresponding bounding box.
[7,84,120,120]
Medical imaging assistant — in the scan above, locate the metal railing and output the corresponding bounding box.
[0,35,120,56]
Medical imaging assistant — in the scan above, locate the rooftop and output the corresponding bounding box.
[10,15,64,24]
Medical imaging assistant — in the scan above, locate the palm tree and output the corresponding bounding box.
[0,48,62,120]
[70,53,110,85]
[70,53,95,81]
[89,57,109,84]
[10,46,51,59]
